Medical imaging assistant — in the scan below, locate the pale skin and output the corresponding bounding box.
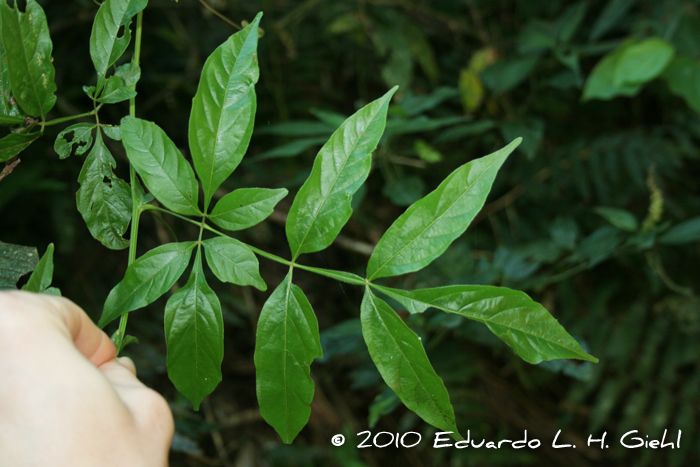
[0,291,174,467]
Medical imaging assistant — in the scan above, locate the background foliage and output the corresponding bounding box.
[2,0,700,465]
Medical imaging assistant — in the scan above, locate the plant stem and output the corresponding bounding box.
[43,108,101,127]
[114,10,145,355]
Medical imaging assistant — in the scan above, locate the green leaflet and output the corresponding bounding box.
[371,284,599,364]
[54,123,95,159]
[0,0,56,119]
[21,243,54,293]
[189,13,261,209]
[115,62,141,87]
[367,138,521,280]
[0,132,40,163]
[254,270,323,444]
[165,248,223,410]
[97,75,137,104]
[121,116,201,216]
[360,288,461,438]
[89,0,145,80]
[582,42,642,101]
[209,188,287,231]
[0,241,37,290]
[99,241,196,327]
[286,87,398,260]
[76,130,132,250]
[202,236,266,291]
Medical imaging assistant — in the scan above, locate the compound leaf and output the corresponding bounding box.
[202,236,266,291]
[0,0,56,119]
[165,248,223,410]
[0,132,40,162]
[76,130,131,250]
[121,116,200,216]
[372,284,599,364]
[360,288,461,438]
[209,188,287,231]
[254,271,322,444]
[286,86,397,259]
[54,123,95,159]
[189,13,261,209]
[99,241,196,327]
[21,243,54,293]
[367,138,521,280]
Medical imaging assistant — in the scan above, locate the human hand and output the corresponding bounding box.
[0,291,174,467]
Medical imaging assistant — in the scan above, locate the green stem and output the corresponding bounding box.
[43,108,102,127]
[114,10,145,355]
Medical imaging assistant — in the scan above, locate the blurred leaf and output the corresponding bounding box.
[121,116,200,216]
[76,131,132,250]
[382,176,425,207]
[254,271,322,444]
[613,37,674,86]
[189,14,261,209]
[499,118,544,160]
[458,69,484,113]
[0,241,38,290]
[99,241,196,327]
[250,137,328,161]
[433,120,496,144]
[549,217,579,250]
[202,236,266,291]
[361,288,461,438]
[664,57,700,114]
[21,243,54,293]
[0,132,40,162]
[593,206,638,232]
[367,138,521,280]
[54,123,95,159]
[210,188,287,231]
[286,87,396,259]
[255,121,333,137]
[582,42,643,101]
[589,0,637,42]
[368,387,400,428]
[165,249,223,410]
[0,0,56,119]
[573,226,623,266]
[481,56,539,96]
[399,87,458,117]
[517,21,556,55]
[372,284,598,364]
[659,216,700,245]
[384,115,466,136]
[414,139,442,163]
[555,2,588,43]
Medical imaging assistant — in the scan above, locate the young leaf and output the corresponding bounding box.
[54,123,95,159]
[165,248,224,410]
[21,243,54,293]
[76,130,132,250]
[367,138,522,280]
[202,236,266,291]
[371,284,599,364]
[360,288,461,438]
[209,188,287,231]
[0,0,57,119]
[189,13,261,209]
[99,241,196,327]
[115,62,141,87]
[121,116,201,216]
[286,87,398,259]
[0,241,37,290]
[0,132,40,163]
[89,0,143,79]
[254,271,323,443]
[96,75,137,104]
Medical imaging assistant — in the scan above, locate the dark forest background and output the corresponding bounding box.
[2,0,700,465]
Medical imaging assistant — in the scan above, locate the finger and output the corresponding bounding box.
[2,291,116,366]
[117,356,137,377]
